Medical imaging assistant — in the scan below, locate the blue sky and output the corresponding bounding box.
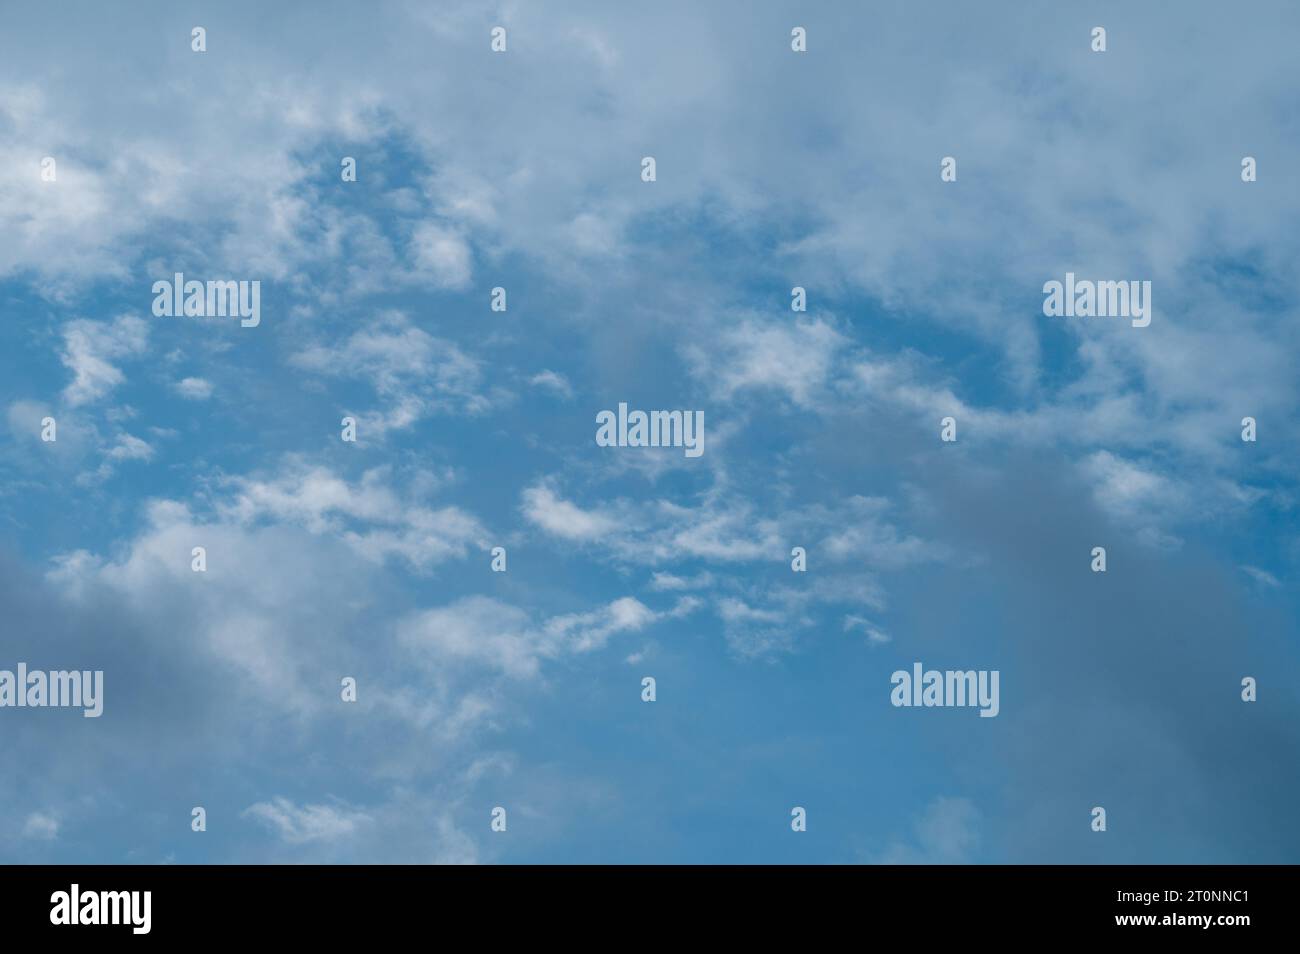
[1,0,1298,863]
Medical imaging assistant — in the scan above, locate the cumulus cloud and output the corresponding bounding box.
[106,433,153,462]
[219,461,487,571]
[174,376,213,400]
[684,316,846,410]
[59,315,148,407]
[410,223,473,289]
[520,482,621,542]
[290,311,493,436]
[1082,450,1184,529]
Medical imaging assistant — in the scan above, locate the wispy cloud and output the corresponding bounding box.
[242,797,372,844]
[59,315,148,407]
[398,594,695,679]
[20,812,60,841]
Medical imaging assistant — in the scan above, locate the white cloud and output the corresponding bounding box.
[107,432,153,461]
[541,596,659,653]
[716,598,785,626]
[242,797,372,844]
[75,430,155,485]
[59,315,148,407]
[684,316,846,409]
[410,223,472,289]
[843,614,890,644]
[5,399,55,442]
[20,812,59,840]
[290,312,491,436]
[565,210,623,257]
[1241,565,1281,588]
[873,796,980,864]
[1083,451,1176,520]
[516,477,940,658]
[529,369,574,399]
[520,481,783,564]
[174,377,213,400]
[399,594,685,679]
[520,482,621,542]
[57,500,365,714]
[819,496,944,569]
[648,570,714,591]
[220,461,487,572]
[522,481,936,573]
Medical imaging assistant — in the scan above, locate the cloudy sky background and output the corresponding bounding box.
[1,0,1298,863]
